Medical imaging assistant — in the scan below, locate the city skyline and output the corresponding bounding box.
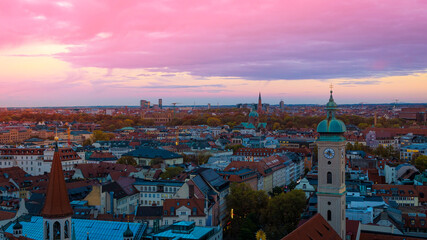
[1,0,427,107]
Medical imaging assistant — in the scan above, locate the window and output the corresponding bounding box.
[327,172,332,184]
[199,220,203,225]
[53,221,61,240]
[192,207,197,215]
[170,207,175,215]
[327,210,332,221]
[64,220,69,238]
[303,184,306,189]
[45,222,50,239]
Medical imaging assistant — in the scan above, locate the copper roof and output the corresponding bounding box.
[40,145,73,219]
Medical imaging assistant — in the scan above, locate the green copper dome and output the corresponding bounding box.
[249,110,259,117]
[317,90,346,134]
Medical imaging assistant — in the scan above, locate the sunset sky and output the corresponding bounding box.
[1,0,427,107]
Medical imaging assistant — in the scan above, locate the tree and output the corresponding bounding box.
[83,138,92,146]
[225,144,244,153]
[286,181,297,191]
[261,190,306,239]
[269,186,283,197]
[226,183,269,240]
[160,167,184,179]
[413,155,427,172]
[207,117,221,126]
[91,130,115,142]
[117,156,137,166]
[358,123,369,129]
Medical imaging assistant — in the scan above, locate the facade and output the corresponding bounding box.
[400,143,427,161]
[316,89,347,239]
[0,148,83,176]
[133,179,184,206]
[0,129,31,144]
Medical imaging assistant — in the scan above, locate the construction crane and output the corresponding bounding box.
[65,122,71,147]
[171,102,181,118]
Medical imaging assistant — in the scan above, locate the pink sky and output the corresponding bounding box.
[1,0,427,107]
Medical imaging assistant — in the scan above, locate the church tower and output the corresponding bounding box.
[41,138,73,240]
[316,87,346,239]
[257,92,262,114]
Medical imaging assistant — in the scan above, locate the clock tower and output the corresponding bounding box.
[316,87,346,239]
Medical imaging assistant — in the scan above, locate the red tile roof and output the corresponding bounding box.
[163,198,206,217]
[40,145,73,219]
[281,214,341,240]
[360,231,422,240]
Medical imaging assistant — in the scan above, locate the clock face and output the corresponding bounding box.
[324,148,335,159]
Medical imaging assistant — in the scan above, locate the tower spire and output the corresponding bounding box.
[41,133,73,218]
[257,92,262,114]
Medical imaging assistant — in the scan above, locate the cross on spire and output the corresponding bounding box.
[329,83,334,92]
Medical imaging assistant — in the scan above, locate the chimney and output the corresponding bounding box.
[189,185,194,199]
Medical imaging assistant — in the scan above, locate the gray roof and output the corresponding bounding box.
[124,147,182,159]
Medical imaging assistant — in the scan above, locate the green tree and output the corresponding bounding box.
[269,186,283,197]
[160,167,184,179]
[225,144,244,153]
[261,190,306,239]
[226,183,269,240]
[286,181,297,191]
[413,155,427,172]
[117,156,137,166]
[358,123,369,129]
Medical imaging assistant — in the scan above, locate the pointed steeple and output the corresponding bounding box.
[41,137,73,218]
[257,92,262,114]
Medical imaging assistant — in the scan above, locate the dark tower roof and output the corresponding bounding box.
[40,143,73,218]
[123,224,133,237]
[13,220,22,230]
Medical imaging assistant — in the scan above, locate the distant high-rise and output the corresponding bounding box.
[140,100,150,109]
[280,100,285,110]
[158,99,163,109]
[208,103,211,110]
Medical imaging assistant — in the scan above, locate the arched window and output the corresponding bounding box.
[303,184,306,189]
[64,220,70,238]
[327,172,332,184]
[53,221,61,240]
[327,210,332,221]
[45,222,50,240]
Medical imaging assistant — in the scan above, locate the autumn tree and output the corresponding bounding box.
[117,156,137,166]
[91,130,115,142]
[207,117,221,126]
[160,167,184,179]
